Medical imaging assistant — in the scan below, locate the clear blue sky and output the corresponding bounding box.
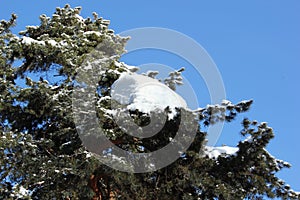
[1,0,299,195]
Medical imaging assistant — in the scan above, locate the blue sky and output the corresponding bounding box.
[1,0,300,195]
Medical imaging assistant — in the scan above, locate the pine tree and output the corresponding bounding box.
[0,5,299,200]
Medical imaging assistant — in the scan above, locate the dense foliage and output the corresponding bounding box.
[0,5,299,200]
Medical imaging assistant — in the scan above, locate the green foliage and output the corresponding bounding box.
[0,4,299,200]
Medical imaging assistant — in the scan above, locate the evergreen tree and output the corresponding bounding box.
[0,5,299,200]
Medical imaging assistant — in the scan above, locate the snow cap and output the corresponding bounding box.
[111,72,187,118]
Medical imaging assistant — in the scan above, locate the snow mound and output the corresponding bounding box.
[111,73,187,119]
[22,36,45,45]
[204,146,238,159]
